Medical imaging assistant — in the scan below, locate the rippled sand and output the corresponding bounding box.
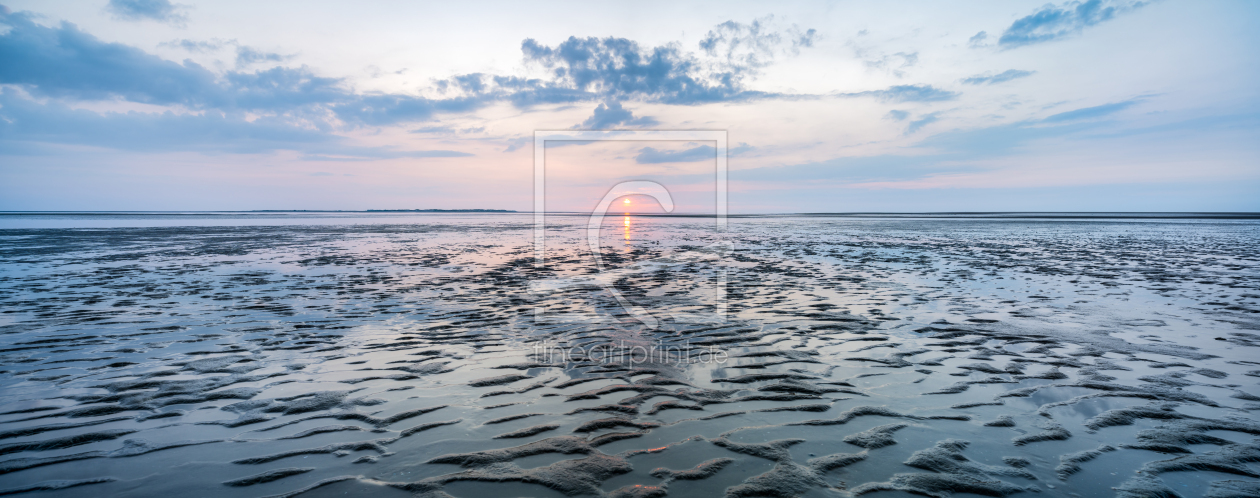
[0,214,1257,498]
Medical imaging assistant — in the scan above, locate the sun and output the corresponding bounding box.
[623,199,631,205]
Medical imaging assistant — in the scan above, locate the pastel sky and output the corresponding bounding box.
[1,0,1257,212]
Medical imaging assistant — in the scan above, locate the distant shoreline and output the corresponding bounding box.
[0,211,1257,220]
[267,209,518,213]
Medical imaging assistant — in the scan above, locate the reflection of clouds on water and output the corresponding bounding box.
[530,240,731,325]
[0,213,1257,497]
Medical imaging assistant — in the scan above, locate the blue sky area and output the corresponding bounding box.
[1,0,1257,212]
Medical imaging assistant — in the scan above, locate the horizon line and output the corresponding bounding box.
[1,210,1259,220]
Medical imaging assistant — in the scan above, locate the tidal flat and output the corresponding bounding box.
[0,213,1257,498]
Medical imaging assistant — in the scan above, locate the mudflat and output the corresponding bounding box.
[0,213,1257,497]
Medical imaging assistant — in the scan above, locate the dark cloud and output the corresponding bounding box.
[0,8,819,161]
[511,19,815,107]
[635,145,715,164]
[1042,100,1139,122]
[395,25,819,114]
[961,69,1036,85]
[519,34,787,105]
[3,9,815,128]
[521,37,728,104]
[0,11,448,124]
[106,0,187,24]
[1,11,222,106]
[999,0,1147,48]
[840,84,958,103]
[577,101,659,129]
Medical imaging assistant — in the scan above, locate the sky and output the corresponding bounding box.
[0,0,1257,213]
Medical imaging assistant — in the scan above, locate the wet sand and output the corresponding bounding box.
[0,214,1257,497]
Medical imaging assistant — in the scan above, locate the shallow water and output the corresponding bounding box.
[0,213,1257,497]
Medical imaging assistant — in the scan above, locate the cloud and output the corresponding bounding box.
[160,38,290,69]
[961,69,1036,85]
[0,10,462,124]
[719,102,1244,195]
[440,23,827,111]
[409,125,485,134]
[520,36,743,104]
[517,23,815,105]
[1,11,223,105]
[906,113,940,134]
[968,31,989,48]
[863,52,919,76]
[0,90,468,160]
[160,38,233,52]
[332,94,482,126]
[730,142,756,156]
[998,0,1147,48]
[0,11,449,125]
[0,90,324,154]
[502,137,530,153]
[577,101,659,129]
[733,153,982,184]
[0,7,829,164]
[160,38,291,69]
[635,145,715,164]
[729,117,1113,185]
[235,46,294,68]
[885,110,940,133]
[840,84,958,103]
[699,17,817,77]
[1042,100,1139,122]
[300,149,473,161]
[846,29,919,78]
[106,0,187,25]
[0,11,352,114]
[915,122,1088,157]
